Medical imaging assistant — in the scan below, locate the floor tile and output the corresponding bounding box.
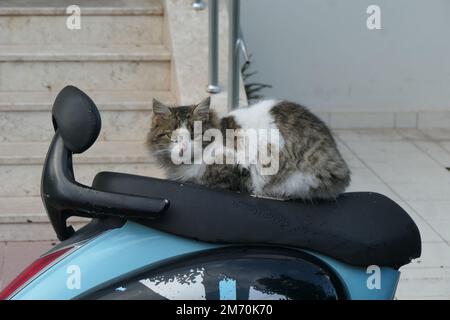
[347,166,385,185]
[407,201,450,242]
[389,182,450,201]
[406,242,450,268]
[395,201,444,243]
[413,141,450,167]
[396,128,429,141]
[396,267,450,299]
[360,152,450,184]
[343,140,420,156]
[334,129,404,141]
[336,143,368,169]
[440,142,450,156]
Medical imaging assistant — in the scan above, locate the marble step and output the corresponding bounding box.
[0,45,171,92]
[0,196,88,241]
[0,0,164,46]
[0,197,92,225]
[0,89,175,142]
[0,141,166,196]
[0,44,171,62]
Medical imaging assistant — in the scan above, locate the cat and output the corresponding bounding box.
[147,97,351,200]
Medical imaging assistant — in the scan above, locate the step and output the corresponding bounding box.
[0,89,175,111]
[0,220,87,241]
[0,197,89,241]
[0,141,160,165]
[0,45,171,92]
[0,0,164,46]
[0,141,166,196]
[0,44,172,62]
[0,90,175,142]
[0,162,165,197]
[0,139,168,239]
[0,197,88,224]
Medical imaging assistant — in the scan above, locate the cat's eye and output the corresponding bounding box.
[158,132,172,138]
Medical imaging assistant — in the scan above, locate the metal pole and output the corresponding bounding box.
[228,0,240,110]
[207,0,220,93]
[192,0,206,10]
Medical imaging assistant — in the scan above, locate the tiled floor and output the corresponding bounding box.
[0,128,449,299]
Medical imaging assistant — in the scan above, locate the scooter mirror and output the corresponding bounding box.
[52,85,101,154]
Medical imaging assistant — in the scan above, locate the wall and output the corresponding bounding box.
[241,0,450,117]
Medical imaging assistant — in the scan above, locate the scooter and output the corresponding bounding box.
[0,86,421,300]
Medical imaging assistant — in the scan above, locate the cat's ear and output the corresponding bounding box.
[193,97,211,120]
[152,99,171,118]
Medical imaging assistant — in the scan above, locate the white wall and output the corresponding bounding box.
[241,0,450,112]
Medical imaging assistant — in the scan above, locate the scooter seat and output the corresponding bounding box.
[92,171,421,268]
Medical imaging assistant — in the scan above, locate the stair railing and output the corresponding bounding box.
[194,0,244,110]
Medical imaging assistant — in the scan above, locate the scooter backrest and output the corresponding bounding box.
[52,85,101,154]
[44,86,168,241]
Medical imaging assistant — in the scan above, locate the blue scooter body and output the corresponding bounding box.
[11,221,399,300]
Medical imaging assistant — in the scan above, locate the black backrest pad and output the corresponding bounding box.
[52,86,101,154]
[93,172,421,268]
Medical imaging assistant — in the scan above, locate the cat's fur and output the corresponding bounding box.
[147,98,350,200]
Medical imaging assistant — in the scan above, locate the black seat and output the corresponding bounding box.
[93,171,421,268]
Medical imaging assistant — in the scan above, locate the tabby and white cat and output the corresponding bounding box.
[147,98,350,200]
